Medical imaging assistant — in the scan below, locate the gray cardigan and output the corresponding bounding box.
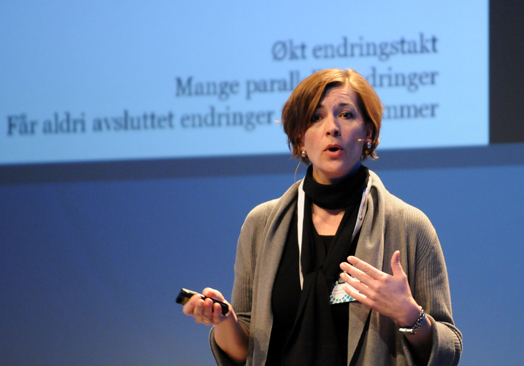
[211,171,462,366]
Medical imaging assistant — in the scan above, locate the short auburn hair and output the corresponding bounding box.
[281,68,382,162]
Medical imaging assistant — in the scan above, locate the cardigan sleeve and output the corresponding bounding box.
[400,205,463,366]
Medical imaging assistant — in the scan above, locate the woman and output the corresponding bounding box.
[183,68,462,366]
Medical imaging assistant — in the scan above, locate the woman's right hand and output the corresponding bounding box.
[182,287,249,364]
[182,287,232,326]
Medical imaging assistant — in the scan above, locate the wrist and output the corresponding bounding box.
[397,300,422,327]
[399,306,426,335]
[215,304,237,327]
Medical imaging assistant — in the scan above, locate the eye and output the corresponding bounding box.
[341,111,354,119]
[311,113,322,122]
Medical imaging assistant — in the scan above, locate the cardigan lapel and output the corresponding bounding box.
[250,183,300,366]
[251,184,298,329]
[346,173,386,363]
[257,183,299,291]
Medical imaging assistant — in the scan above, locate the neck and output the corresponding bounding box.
[312,204,345,236]
[314,161,361,185]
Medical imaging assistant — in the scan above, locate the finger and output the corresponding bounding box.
[182,294,203,316]
[390,251,405,278]
[198,299,217,325]
[340,261,374,285]
[346,256,383,279]
[211,302,226,322]
[202,298,214,319]
[339,262,365,277]
[194,296,207,316]
[202,288,230,315]
[340,272,370,294]
[342,280,373,308]
[203,287,225,302]
[189,298,206,324]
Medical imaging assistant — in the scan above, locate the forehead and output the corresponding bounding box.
[318,85,357,107]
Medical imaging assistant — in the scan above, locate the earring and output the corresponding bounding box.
[301,150,307,158]
[367,142,372,149]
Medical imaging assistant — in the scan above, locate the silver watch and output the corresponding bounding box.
[399,307,426,335]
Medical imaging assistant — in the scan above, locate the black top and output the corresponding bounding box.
[267,165,368,366]
[267,210,362,365]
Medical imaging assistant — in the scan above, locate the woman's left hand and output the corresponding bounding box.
[339,250,420,327]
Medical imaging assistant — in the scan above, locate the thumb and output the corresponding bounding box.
[390,250,405,277]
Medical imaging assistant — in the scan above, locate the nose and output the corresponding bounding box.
[325,114,341,137]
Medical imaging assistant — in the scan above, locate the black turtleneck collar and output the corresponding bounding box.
[302,164,369,210]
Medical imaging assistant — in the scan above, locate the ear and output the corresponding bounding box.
[365,123,373,141]
[298,135,305,151]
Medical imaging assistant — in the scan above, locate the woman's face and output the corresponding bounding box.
[300,85,371,184]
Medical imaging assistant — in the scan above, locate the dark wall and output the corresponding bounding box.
[490,1,524,143]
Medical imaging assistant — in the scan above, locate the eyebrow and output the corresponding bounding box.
[316,102,355,109]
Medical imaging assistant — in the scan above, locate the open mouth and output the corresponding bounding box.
[328,147,340,152]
